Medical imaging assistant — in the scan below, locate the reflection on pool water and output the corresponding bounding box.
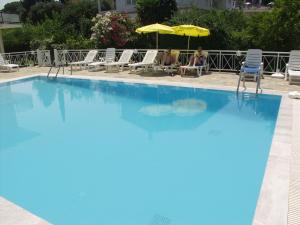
[0,77,281,225]
[139,99,207,117]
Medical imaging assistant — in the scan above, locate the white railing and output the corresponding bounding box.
[2,49,290,74]
[54,49,290,74]
[1,50,51,67]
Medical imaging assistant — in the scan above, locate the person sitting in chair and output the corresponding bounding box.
[181,47,206,75]
[192,47,206,66]
[161,49,174,66]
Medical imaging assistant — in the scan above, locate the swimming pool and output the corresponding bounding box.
[0,76,281,225]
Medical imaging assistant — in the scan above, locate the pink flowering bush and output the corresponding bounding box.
[91,12,134,48]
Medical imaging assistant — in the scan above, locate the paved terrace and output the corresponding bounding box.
[1,66,300,92]
[0,66,300,225]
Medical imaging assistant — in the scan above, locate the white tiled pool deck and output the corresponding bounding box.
[0,197,51,225]
[0,67,299,225]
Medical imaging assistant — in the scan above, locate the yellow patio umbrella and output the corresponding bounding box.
[172,25,210,50]
[136,23,174,49]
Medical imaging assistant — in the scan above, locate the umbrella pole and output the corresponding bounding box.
[156,32,158,49]
[187,36,190,50]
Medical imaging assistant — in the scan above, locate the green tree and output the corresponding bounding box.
[235,0,244,8]
[2,1,25,15]
[21,0,51,11]
[27,1,63,24]
[136,0,177,25]
[168,8,249,50]
[247,0,300,51]
[20,0,52,21]
[60,0,98,37]
[262,0,272,5]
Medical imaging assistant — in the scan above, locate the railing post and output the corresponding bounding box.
[276,52,280,72]
[25,51,27,66]
[44,50,51,66]
[54,49,59,67]
[219,51,222,72]
[37,49,42,66]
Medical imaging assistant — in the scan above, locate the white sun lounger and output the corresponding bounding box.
[285,50,300,84]
[70,50,98,74]
[160,50,180,76]
[0,54,19,72]
[237,49,263,93]
[180,51,209,77]
[88,48,116,71]
[128,50,158,72]
[104,49,134,72]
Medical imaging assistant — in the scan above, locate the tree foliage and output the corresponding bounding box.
[27,1,63,24]
[247,0,300,50]
[168,8,249,50]
[1,1,25,14]
[136,0,177,25]
[2,0,300,52]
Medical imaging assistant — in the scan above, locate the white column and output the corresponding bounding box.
[0,30,5,53]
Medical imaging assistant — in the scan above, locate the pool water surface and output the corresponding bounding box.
[0,77,281,225]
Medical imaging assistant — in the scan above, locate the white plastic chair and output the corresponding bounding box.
[88,48,116,71]
[285,50,300,84]
[104,50,134,72]
[70,50,98,74]
[0,54,19,72]
[237,49,263,94]
[128,50,158,72]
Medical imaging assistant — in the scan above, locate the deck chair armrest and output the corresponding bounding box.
[285,63,289,80]
[240,61,245,71]
[241,61,245,69]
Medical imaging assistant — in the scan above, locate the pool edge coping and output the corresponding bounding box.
[0,73,295,225]
[0,197,52,225]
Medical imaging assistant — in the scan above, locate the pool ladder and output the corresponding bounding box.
[47,65,65,78]
[236,73,262,94]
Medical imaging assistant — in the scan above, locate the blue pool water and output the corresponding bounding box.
[0,77,281,225]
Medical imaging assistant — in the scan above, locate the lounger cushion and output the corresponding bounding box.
[129,62,154,67]
[89,61,106,66]
[6,64,18,67]
[289,69,300,77]
[105,62,126,66]
[70,61,87,65]
[180,65,203,69]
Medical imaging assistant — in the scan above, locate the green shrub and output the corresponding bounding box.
[91,12,136,48]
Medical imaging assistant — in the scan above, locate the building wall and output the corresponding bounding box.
[115,0,136,13]
[115,0,234,13]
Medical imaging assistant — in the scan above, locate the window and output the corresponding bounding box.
[126,0,136,5]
